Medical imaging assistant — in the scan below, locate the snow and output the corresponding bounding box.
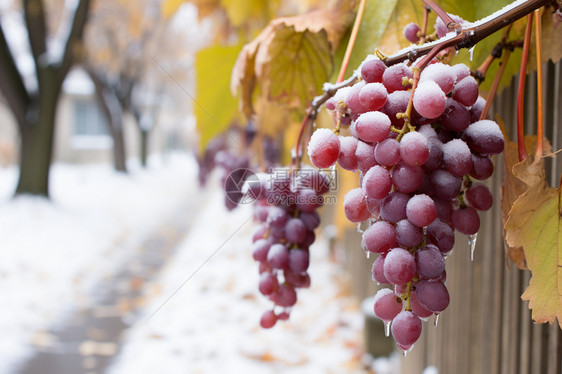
[0,153,400,373]
[107,186,370,374]
[0,153,198,373]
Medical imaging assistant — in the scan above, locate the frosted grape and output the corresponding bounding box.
[415,245,446,279]
[384,248,416,285]
[337,136,359,171]
[391,311,422,347]
[375,138,401,166]
[362,220,397,254]
[383,63,413,93]
[465,183,493,211]
[355,140,378,172]
[400,131,429,166]
[452,207,480,235]
[374,288,403,322]
[392,161,423,193]
[452,76,479,107]
[380,191,409,223]
[413,80,446,119]
[442,139,473,177]
[463,120,505,155]
[415,280,449,313]
[288,248,309,273]
[355,111,391,143]
[440,98,470,132]
[343,188,371,222]
[267,243,289,270]
[363,165,392,199]
[406,194,437,227]
[403,22,421,43]
[361,58,386,83]
[395,219,423,248]
[420,63,455,94]
[359,83,388,112]
[308,128,340,168]
[260,310,278,328]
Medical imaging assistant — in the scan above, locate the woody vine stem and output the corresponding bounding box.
[293,0,553,167]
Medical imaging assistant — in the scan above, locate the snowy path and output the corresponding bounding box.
[106,189,368,374]
[0,154,200,373]
[18,197,199,374]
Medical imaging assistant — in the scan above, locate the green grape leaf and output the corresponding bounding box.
[505,157,562,328]
[195,44,241,152]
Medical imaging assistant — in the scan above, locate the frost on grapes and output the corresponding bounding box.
[303,50,505,351]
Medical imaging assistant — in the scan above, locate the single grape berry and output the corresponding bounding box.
[391,311,422,348]
[403,22,421,43]
[344,188,371,222]
[361,58,386,83]
[413,80,446,119]
[383,248,416,285]
[374,288,403,322]
[465,183,493,211]
[399,131,429,166]
[307,128,340,168]
[362,220,397,254]
[260,310,278,328]
[452,206,480,235]
[406,194,437,228]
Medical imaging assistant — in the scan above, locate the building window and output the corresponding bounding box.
[71,98,112,149]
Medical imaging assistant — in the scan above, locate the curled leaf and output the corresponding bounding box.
[504,156,562,328]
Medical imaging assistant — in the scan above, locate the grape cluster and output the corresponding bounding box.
[250,168,330,328]
[309,56,504,352]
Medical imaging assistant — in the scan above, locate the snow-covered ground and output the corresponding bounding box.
[0,154,399,373]
[0,154,198,373]
[107,188,370,373]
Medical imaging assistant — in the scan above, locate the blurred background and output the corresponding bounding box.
[0,0,560,373]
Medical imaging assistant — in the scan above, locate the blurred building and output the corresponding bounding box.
[0,67,192,167]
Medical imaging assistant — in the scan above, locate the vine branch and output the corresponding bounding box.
[296,0,551,162]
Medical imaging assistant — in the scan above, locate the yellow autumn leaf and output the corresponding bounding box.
[195,44,242,152]
[504,157,562,328]
[259,23,332,105]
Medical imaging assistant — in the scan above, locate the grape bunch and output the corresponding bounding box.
[250,168,330,328]
[309,56,504,352]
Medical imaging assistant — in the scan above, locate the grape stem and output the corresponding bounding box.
[517,13,534,162]
[296,0,549,159]
[473,24,516,82]
[336,0,367,83]
[419,6,431,43]
[534,9,544,160]
[405,281,412,311]
[479,47,513,121]
[421,0,456,31]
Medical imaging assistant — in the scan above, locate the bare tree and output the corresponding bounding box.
[0,0,91,196]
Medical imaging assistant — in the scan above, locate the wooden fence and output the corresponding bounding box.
[341,60,562,374]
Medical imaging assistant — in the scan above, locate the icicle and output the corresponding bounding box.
[384,321,391,337]
[468,46,475,61]
[401,344,414,357]
[365,250,371,259]
[434,314,440,327]
[468,233,478,261]
[357,221,365,233]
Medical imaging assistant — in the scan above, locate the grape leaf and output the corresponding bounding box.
[259,22,332,105]
[195,44,242,151]
[500,133,552,269]
[504,157,562,328]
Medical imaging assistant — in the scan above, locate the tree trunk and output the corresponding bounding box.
[140,128,149,167]
[86,68,128,173]
[111,123,127,172]
[15,73,59,197]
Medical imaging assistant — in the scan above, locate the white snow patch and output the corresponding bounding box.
[0,153,198,373]
[107,188,369,374]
